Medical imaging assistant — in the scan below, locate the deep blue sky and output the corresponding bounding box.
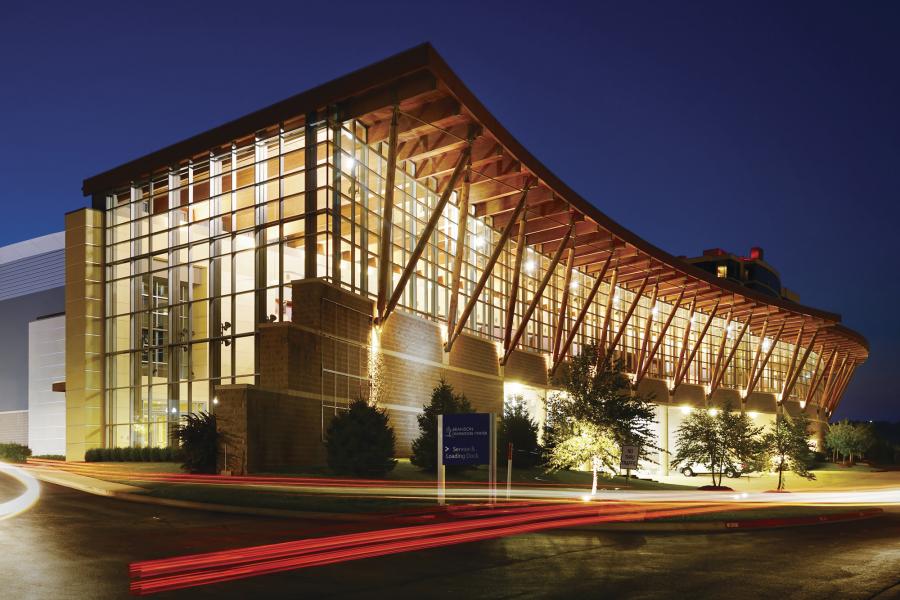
[1,1,897,420]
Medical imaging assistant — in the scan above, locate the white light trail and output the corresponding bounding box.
[0,461,41,521]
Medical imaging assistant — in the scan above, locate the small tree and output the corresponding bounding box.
[764,412,816,491]
[498,400,541,468]
[171,412,218,474]
[848,422,876,463]
[825,420,853,463]
[671,404,763,487]
[544,346,658,494]
[410,378,473,472]
[568,346,658,459]
[326,398,397,477]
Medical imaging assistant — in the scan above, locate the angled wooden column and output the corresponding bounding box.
[745,320,786,397]
[810,349,837,408]
[824,362,848,415]
[634,281,660,378]
[381,145,470,322]
[446,158,472,338]
[781,328,820,402]
[778,325,806,402]
[376,103,400,321]
[552,246,577,363]
[672,297,698,387]
[745,318,770,394]
[672,300,720,390]
[595,266,619,361]
[828,363,856,413]
[446,189,529,351]
[707,308,734,393]
[550,252,613,376]
[601,274,650,366]
[504,209,529,351]
[708,316,751,396]
[634,287,686,385]
[501,220,574,365]
[803,346,830,407]
[819,353,846,410]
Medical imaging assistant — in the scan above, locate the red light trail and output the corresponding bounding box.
[129,500,750,595]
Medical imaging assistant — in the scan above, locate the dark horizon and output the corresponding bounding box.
[1,1,896,420]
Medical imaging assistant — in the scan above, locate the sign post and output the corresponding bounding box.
[437,413,495,505]
[620,445,639,482]
[437,414,446,505]
[506,442,513,500]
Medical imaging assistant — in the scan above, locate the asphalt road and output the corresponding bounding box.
[1,472,899,600]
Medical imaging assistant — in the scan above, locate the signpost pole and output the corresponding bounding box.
[506,442,513,500]
[437,414,445,506]
[489,412,496,504]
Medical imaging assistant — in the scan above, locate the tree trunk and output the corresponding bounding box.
[591,456,599,496]
[777,461,784,491]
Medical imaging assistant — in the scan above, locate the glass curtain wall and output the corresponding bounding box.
[102,114,819,447]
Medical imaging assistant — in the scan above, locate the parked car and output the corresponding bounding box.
[679,463,745,478]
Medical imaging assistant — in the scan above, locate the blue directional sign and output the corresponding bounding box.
[442,413,491,465]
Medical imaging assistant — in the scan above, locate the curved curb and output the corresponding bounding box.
[30,468,373,521]
[569,508,885,532]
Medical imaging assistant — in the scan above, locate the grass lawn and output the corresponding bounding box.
[133,482,435,514]
[73,459,698,492]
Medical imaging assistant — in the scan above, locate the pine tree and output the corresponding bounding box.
[325,398,397,477]
[410,378,473,472]
[498,400,541,468]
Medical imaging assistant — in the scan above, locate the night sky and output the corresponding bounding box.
[1,2,897,420]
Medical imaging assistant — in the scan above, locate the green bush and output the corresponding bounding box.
[498,402,541,468]
[326,398,397,477]
[410,378,473,473]
[0,443,32,463]
[83,446,183,462]
[33,454,66,461]
[171,412,218,474]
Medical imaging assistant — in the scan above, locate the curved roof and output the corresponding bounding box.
[82,43,867,409]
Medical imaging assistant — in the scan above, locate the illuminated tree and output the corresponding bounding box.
[544,345,658,493]
[763,412,815,491]
[670,403,763,487]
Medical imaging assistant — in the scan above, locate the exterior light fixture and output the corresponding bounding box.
[212,398,219,405]
[748,411,758,419]
[170,407,178,414]
[708,408,719,416]
[680,406,692,415]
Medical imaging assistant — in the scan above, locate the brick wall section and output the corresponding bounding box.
[448,333,500,375]
[504,350,548,387]
[216,385,329,474]
[380,311,442,363]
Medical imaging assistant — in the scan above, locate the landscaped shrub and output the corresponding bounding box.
[0,443,32,463]
[33,454,66,461]
[498,401,541,468]
[326,398,397,477]
[83,446,182,462]
[410,378,473,472]
[171,412,218,474]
